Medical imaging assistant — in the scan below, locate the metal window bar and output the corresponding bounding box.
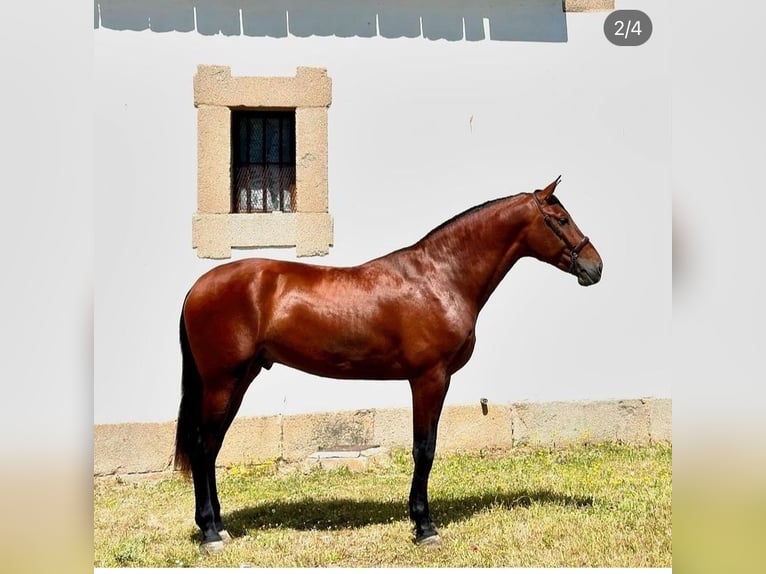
[232,111,296,213]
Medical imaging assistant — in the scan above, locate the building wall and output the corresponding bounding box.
[94,398,672,475]
[94,1,670,424]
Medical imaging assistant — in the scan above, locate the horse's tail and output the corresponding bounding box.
[174,296,201,478]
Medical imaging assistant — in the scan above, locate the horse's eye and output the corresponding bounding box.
[558,217,568,225]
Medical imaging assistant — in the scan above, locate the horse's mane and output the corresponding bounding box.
[419,192,524,242]
[367,192,527,264]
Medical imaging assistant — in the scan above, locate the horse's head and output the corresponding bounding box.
[524,177,602,286]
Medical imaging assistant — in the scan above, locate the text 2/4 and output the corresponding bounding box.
[614,19,643,39]
[604,10,653,47]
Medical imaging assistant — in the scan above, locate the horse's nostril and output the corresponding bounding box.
[598,262,603,274]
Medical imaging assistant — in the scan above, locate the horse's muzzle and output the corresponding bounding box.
[575,260,603,286]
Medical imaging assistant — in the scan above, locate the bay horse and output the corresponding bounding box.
[174,176,602,552]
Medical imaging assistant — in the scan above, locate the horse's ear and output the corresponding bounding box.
[538,176,562,201]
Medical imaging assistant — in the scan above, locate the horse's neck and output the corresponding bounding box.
[415,197,531,311]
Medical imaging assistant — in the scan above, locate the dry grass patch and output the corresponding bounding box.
[94,443,671,568]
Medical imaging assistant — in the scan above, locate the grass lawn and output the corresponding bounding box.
[94,443,671,568]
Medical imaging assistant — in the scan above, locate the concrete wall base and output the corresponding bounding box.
[94,398,671,476]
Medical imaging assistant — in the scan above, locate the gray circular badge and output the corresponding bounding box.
[604,10,653,46]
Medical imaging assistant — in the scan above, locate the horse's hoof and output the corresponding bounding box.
[199,540,225,554]
[415,533,442,546]
[218,529,233,544]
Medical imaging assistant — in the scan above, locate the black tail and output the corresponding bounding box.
[174,300,201,477]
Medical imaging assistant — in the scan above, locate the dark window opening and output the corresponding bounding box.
[231,110,296,213]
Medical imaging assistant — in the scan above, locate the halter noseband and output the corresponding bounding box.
[532,191,590,273]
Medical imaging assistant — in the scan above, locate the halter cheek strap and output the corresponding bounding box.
[568,235,591,273]
[534,192,590,273]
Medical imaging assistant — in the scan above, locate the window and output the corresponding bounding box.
[192,66,333,259]
[232,110,296,214]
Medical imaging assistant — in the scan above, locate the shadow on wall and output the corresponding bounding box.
[94,0,568,42]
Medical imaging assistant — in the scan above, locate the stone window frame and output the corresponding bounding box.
[192,65,333,259]
[563,0,614,12]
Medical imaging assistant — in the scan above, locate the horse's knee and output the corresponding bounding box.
[412,440,436,465]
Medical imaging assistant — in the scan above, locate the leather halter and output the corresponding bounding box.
[532,191,590,273]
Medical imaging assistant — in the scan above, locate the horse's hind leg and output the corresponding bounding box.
[177,298,264,553]
[191,439,230,552]
[189,448,221,553]
[196,369,258,553]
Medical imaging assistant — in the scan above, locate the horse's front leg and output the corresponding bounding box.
[408,369,450,545]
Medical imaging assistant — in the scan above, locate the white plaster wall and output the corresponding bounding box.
[94,1,670,424]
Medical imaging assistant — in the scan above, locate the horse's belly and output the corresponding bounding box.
[265,340,409,381]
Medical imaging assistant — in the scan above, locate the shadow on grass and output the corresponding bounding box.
[215,489,593,539]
